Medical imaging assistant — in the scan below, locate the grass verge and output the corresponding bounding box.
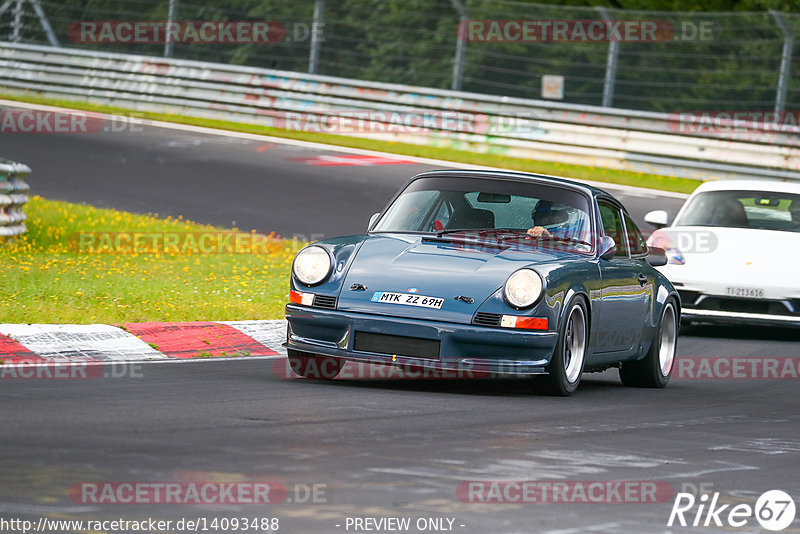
[1,92,701,194]
[0,196,298,323]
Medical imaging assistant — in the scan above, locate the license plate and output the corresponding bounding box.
[370,291,445,309]
[726,287,765,298]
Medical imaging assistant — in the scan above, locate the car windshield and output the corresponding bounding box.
[372,176,594,252]
[675,190,800,233]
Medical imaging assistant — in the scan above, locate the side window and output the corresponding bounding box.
[598,201,628,257]
[623,212,648,256]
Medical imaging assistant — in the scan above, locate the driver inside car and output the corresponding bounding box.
[790,199,800,225]
[527,201,575,239]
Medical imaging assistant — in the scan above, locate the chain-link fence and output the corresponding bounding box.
[1,0,798,114]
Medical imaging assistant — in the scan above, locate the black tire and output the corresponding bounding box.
[537,297,589,396]
[619,300,678,388]
[287,349,342,380]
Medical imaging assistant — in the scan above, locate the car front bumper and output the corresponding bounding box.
[659,266,800,327]
[284,304,559,375]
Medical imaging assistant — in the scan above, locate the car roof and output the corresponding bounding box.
[692,179,800,195]
[411,169,612,198]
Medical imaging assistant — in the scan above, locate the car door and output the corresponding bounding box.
[623,210,656,348]
[595,200,649,355]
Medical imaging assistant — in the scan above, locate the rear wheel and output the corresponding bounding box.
[537,297,588,396]
[619,300,677,388]
[287,349,342,380]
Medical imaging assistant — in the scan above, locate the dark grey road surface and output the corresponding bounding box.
[1,324,799,534]
[2,105,798,533]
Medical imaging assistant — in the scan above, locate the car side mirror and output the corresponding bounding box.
[644,210,669,228]
[367,212,380,231]
[598,235,616,260]
[646,246,668,267]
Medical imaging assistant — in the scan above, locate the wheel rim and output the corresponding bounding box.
[659,304,677,376]
[564,305,587,383]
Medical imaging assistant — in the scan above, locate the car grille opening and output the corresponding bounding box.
[473,312,502,327]
[695,296,796,316]
[312,295,337,309]
[353,332,440,360]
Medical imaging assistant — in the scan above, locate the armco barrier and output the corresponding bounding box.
[0,159,30,237]
[0,42,798,182]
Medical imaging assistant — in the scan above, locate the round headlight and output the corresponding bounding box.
[293,246,332,285]
[504,269,544,308]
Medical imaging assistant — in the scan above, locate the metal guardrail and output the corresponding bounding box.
[0,159,30,237]
[1,42,799,182]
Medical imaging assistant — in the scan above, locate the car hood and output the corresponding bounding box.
[337,233,580,323]
[652,226,800,298]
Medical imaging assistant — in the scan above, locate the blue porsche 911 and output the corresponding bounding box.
[284,170,680,395]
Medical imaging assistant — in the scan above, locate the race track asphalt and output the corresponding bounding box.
[1,117,684,238]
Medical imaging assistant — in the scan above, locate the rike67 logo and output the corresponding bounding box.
[668,490,796,531]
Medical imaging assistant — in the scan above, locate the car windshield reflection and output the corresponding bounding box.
[370,176,594,253]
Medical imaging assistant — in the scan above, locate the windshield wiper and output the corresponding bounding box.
[527,235,593,248]
[433,227,527,237]
[435,228,473,237]
[392,228,591,248]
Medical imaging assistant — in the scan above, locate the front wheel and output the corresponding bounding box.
[537,297,588,396]
[287,349,343,380]
[619,300,678,388]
